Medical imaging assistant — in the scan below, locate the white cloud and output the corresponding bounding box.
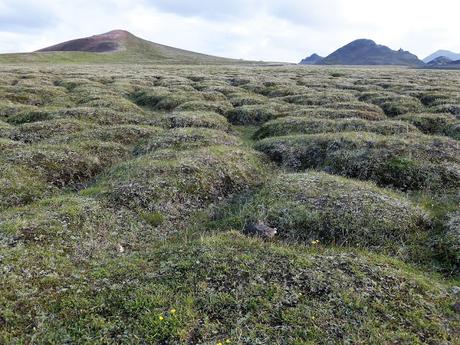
[0,0,459,62]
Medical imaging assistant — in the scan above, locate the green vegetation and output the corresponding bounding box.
[255,132,460,191]
[0,64,459,343]
[231,172,431,259]
[254,116,419,139]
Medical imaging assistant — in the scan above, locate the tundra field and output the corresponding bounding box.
[0,63,459,344]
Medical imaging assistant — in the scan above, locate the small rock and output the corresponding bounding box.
[451,286,460,295]
[244,223,277,239]
[453,301,460,314]
[117,244,125,253]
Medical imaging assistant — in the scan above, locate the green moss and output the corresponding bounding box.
[255,132,460,191]
[1,233,458,343]
[89,145,269,235]
[54,107,151,125]
[396,113,459,139]
[359,92,423,116]
[0,194,152,256]
[140,211,165,227]
[233,171,431,260]
[156,111,230,130]
[49,124,164,146]
[226,102,295,125]
[254,117,419,139]
[1,141,129,188]
[9,119,91,143]
[134,127,241,154]
[0,163,52,210]
[175,100,233,114]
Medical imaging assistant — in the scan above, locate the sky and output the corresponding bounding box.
[0,0,459,62]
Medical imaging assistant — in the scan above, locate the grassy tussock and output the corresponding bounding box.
[254,116,419,139]
[255,132,460,191]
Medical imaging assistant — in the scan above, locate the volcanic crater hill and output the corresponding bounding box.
[318,39,424,66]
[37,30,129,53]
[0,30,241,64]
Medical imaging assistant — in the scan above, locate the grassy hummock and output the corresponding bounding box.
[255,132,460,191]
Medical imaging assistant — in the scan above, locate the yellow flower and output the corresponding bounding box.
[225,340,231,344]
[170,309,176,314]
[217,343,223,345]
[159,315,164,321]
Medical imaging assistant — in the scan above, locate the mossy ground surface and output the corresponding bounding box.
[0,64,459,344]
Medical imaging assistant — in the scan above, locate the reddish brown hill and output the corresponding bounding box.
[37,30,132,52]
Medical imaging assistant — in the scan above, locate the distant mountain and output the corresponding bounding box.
[318,39,424,66]
[423,50,460,63]
[0,30,239,64]
[427,56,453,66]
[299,53,323,65]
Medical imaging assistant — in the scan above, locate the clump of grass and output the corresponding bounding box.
[54,107,151,125]
[0,162,52,210]
[4,108,56,125]
[280,91,356,106]
[2,141,129,188]
[156,111,230,131]
[235,171,431,260]
[134,127,241,154]
[255,132,460,191]
[48,124,164,146]
[226,92,269,106]
[436,212,460,272]
[9,119,91,143]
[87,145,269,235]
[0,194,153,257]
[226,102,295,125]
[132,88,203,111]
[359,92,423,116]
[0,120,12,137]
[175,100,233,115]
[291,107,386,121]
[396,113,459,139]
[254,117,419,139]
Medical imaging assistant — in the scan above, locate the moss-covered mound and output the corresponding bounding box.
[88,145,268,233]
[48,125,163,146]
[155,111,230,130]
[436,212,460,273]
[0,195,152,256]
[0,163,52,211]
[290,107,386,121]
[0,120,12,137]
[9,119,92,143]
[134,128,241,154]
[237,172,430,258]
[175,100,233,114]
[132,88,202,111]
[1,141,129,188]
[255,132,460,190]
[397,113,459,139]
[359,92,423,116]
[226,102,295,125]
[54,107,151,125]
[1,233,458,344]
[254,117,419,139]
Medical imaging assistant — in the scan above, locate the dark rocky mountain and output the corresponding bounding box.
[299,53,323,65]
[318,39,424,66]
[427,56,453,66]
[423,50,460,63]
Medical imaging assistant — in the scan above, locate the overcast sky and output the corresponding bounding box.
[0,0,459,62]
